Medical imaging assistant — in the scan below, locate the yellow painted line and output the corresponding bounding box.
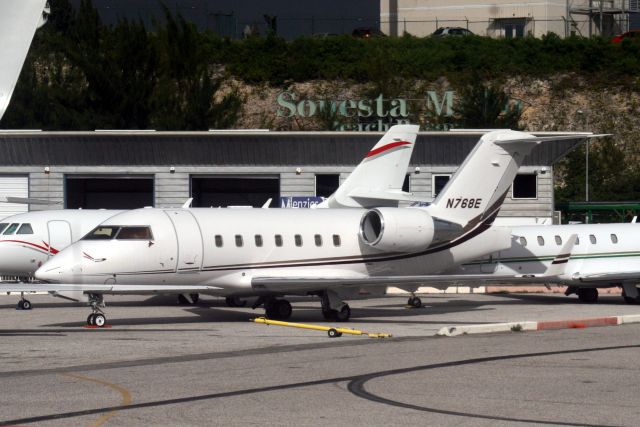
[252,317,392,338]
[62,372,133,427]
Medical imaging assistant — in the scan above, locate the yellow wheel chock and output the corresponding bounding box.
[251,317,392,339]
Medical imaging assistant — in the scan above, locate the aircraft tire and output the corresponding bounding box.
[577,288,598,303]
[322,309,336,321]
[177,294,189,305]
[335,304,351,322]
[265,299,292,320]
[622,289,640,304]
[93,314,106,327]
[21,300,32,310]
[87,314,95,326]
[225,296,247,307]
[408,296,422,308]
[190,293,199,304]
[16,300,24,310]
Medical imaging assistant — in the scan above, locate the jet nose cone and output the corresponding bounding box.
[35,263,63,283]
[35,250,77,283]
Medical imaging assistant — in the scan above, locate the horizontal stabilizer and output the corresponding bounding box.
[2,197,61,205]
[348,188,432,203]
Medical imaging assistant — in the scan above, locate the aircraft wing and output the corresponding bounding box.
[0,283,223,295]
[570,272,640,283]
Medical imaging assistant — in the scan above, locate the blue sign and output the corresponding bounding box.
[280,196,324,208]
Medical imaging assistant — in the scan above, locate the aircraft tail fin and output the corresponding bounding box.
[321,124,419,208]
[426,130,543,228]
[0,0,48,122]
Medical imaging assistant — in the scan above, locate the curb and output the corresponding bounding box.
[437,314,640,337]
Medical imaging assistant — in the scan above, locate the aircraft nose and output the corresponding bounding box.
[35,250,76,283]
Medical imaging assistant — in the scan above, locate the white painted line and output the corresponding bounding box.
[437,321,537,337]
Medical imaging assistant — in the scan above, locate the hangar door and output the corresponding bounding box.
[66,175,154,209]
[191,175,279,208]
[0,175,28,219]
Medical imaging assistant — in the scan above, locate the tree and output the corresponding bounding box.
[453,80,522,129]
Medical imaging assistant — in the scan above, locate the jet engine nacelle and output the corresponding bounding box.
[359,208,435,252]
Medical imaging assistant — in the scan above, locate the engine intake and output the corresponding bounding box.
[359,208,435,252]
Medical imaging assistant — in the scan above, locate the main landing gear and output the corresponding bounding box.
[225,296,247,307]
[321,290,351,322]
[17,292,32,310]
[177,293,200,305]
[565,286,599,303]
[407,293,422,308]
[86,293,107,327]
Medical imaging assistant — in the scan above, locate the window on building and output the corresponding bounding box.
[275,234,283,247]
[215,235,223,247]
[333,234,341,247]
[314,234,322,246]
[432,175,451,197]
[537,236,545,246]
[554,235,562,245]
[512,174,537,199]
[235,235,243,247]
[255,235,263,247]
[295,234,303,247]
[16,224,34,235]
[611,234,618,244]
[315,174,340,198]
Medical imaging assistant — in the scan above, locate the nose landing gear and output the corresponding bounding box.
[86,293,107,327]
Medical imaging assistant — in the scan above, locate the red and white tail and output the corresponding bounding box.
[321,124,420,208]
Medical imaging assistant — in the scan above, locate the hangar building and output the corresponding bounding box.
[0,130,585,224]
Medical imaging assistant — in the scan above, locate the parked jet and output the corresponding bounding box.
[23,129,551,327]
[440,222,640,304]
[0,125,420,308]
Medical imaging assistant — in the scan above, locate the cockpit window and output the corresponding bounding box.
[3,223,20,235]
[84,226,121,240]
[16,223,34,234]
[0,223,8,233]
[116,226,153,240]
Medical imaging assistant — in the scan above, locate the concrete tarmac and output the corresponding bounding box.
[1,293,639,426]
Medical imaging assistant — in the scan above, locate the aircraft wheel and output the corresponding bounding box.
[177,294,189,305]
[577,288,598,303]
[322,309,336,321]
[87,314,95,326]
[327,328,342,338]
[190,293,200,304]
[21,300,32,310]
[622,290,640,304]
[17,300,24,310]
[93,313,106,327]
[267,300,292,320]
[335,304,351,322]
[408,296,422,308]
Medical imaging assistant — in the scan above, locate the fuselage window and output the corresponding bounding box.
[575,237,580,245]
[589,234,596,244]
[0,223,8,233]
[314,234,322,247]
[255,234,263,247]
[2,223,19,235]
[116,226,153,240]
[275,234,283,247]
[611,234,618,244]
[519,236,527,246]
[333,234,341,247]
[215,235,223,247]
[83,226,120,240]
[235,235,244,247]
[16,223,34,235]
[554,235,562,245]
[537,236,545,246]
[295,234,303,247]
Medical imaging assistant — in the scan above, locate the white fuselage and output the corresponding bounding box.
[451,222,640,286]
[0,210,123,276]
[35,207,510,296]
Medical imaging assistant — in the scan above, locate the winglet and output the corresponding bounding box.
[181,198,193,209]
[542,234,578,278]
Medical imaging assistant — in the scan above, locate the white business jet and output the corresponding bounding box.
[25,128,552,327]
[0,124,420,309]
[440,222,640,304]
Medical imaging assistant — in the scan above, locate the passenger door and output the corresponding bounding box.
[47,220,72,258]
[165,210,203,272]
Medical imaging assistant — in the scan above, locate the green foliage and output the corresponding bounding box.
[453,80,522,129]
[1,0,242,131]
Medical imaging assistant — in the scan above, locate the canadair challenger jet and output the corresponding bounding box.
[21,128,563,327]
[0,125,420,309]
